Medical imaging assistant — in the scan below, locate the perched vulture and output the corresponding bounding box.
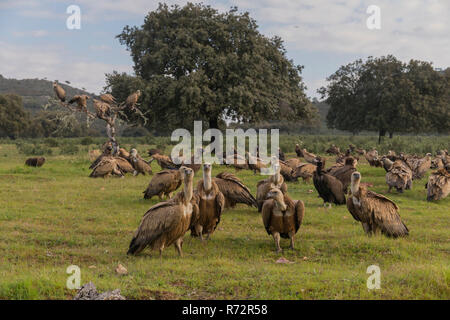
[329,157,357,192]
[89,157,123,178]
[284,158,302,170]
[118,148,130,159]
[385,159,413,193]
[89,144,113,169]
[261,188,305,252]
[256,163,288,212]
[143,169,182,200]
[365,149,381,167]
[278,148,285,161]
[53,82,66,102]
[354,148,366,156]
[99,93,116,105]
[293,162,316,183]
[125,90,141,109]
[129,148,152,175]
[279,160,297,182]
[313,158,346,206]
[326,144,340,155]
[114,156,135,174]
[347,172,409,238]
[148,149,163,157]
[381,157,394,172]
[93,99,111,120]
[150,153,178,170]
[426,169,450,201]
[300,148,317,164]
[213,172,257,208]
[405,153,432,180]
[25,157,45,167]
[246,152,267,174]
[68,95,89,112]
[295,144,303,157]
[128,166,197,257]
[190,164,225,240]
[431,157,445,170]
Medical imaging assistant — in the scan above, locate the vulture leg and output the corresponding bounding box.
[133,170,138,176]
[195,225,204,242]
[387,186,392,193]
[362,223,371,235]
[273,232,282,253]
[289,231,295,250]
[175,237,184,257]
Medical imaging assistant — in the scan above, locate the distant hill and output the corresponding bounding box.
[0,74,95,114]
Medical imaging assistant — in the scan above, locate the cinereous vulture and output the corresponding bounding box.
[295,144,303,157]
[213,172,257,208]
[262,188,305,252]
[313,158,346,206]
[128,166,197,257]
[190,164,225,241]
[347,172,409,238]
[143,169,182,200]
[426,168,450,201]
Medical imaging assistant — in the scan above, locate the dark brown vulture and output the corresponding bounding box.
[53,82,66,102]
[148,149,163,156]
[293,162,317,183]
[326,144,340,155]
[347,172,409,238]
[143,169,182,200]
[129,148,152,175]
[329,157,357,193]
[313,158,346,206]
[279,160,297,182]
[68,95,89,112]
[89,157,123,178]
[256,163,288,212]
[385,159,413,193]
[125,90,141,109]
[99,93,116,105]
[426,168,450,201]
[278,148,285,161]
[25,157,45,167]
[213,172,257,208]
[261,188,305,252]
[190,164,225,240]
[128,166,197,257]
[150,153,178,170]
[93,99,111,120]
[295,144,303,157]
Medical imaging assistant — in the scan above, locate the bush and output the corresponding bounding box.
[43,138,59,147]
[80,137,94,146]
[15,142,52,156]
[59,144,79,155]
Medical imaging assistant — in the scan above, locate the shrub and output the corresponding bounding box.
[80,137,94,146]
[59,144,79,155]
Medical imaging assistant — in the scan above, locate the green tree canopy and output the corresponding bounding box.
[106,3,315,133]
[0,94,29,139]
[320,55,449,142]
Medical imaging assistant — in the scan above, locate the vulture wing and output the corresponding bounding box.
[261,199,274,235]
[214,172,257,207]
[294,200,305,232]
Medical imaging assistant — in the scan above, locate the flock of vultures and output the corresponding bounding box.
[25,140,450,256]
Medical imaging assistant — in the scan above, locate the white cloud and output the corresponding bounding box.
[0,41,132,94]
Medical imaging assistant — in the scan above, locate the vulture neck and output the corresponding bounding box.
[183,176,194,205]
[351,178,360,196]
[203,169,212,192]
[274,197,287,212]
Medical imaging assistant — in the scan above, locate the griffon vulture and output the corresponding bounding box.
[143,169,182,200]
[128,166,197,257]
[326,144,340,155]
[89,144,113,169]
[150,153,178,170]
[93,99,111,120]
[129,148,152,175]
[68,95,89,112]
[25,157,45,167]
[125,90,141,109]
[405,153,432,180]
[245,152,267,174]
[347,172,409,237]
[190,164,225,240]
[261,188,305,252]
[89,157,123,178]
[365,149,381,167]
[99,93,116,105]
[213,172,257,208]
[53,82,66,102]
[313,158,346,206]
[300,148,317,164]
[426,169,450,201]
[293,162,317,183]
[385,159,413,193]
[256,163,288,212]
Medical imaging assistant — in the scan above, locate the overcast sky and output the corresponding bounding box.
[0,0,449,97]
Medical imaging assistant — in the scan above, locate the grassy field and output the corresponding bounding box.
[0,140,448,300]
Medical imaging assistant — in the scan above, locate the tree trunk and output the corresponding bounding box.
[378,129,386,144]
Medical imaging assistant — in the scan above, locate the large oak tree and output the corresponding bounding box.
[106,3,315,133]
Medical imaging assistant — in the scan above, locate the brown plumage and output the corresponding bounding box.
[385,159,413,193]
[406,153,431,180]
[53,82,66,102]
[313,158,346,206]
[213,172,257,208]
[354,148,366,156]
[143,169,182,200]
[150,153,178,170]
[89,156,123,178]
[293,162,316,183]
[284,158,302,170]
[431,157,445,170]
[246,152,267,174]
[256,163,288,212]
[190,164,225,240]
[278,160,297,182]
[128,166,197,257]
[89,143,113,169]
[148,149,163,156]
[25,157,45,167]
[365,149,381,167]
[93,99,111,120]
[347,172,408,238]
[113,156,135,174]
[300,148,317,164]
[129,148,152,175]
[329,157,357,192]
[118,148,130,159]
[295,144,303,157]
[426,169,450,201]
[261,188,305,252]
[224,153,249,171]
[68,95,89,112]
[126,90,141,109]
[99,93,116,105]
[326,144,340,155]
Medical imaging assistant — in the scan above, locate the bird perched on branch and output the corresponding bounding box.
[126,90,141,110]
[53,81,66,102]
[347,172,409,238]
[68,95,89,112]
[99,93,116,105]
[93,99,111,120]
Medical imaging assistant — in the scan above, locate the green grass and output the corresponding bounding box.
[0,140,449,300]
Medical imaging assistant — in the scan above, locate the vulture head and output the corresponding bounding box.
[180,166,194,181]
[266,188,287,211]
[350,171,362,195]
[130,148,138,157]
[314,157,325,170]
